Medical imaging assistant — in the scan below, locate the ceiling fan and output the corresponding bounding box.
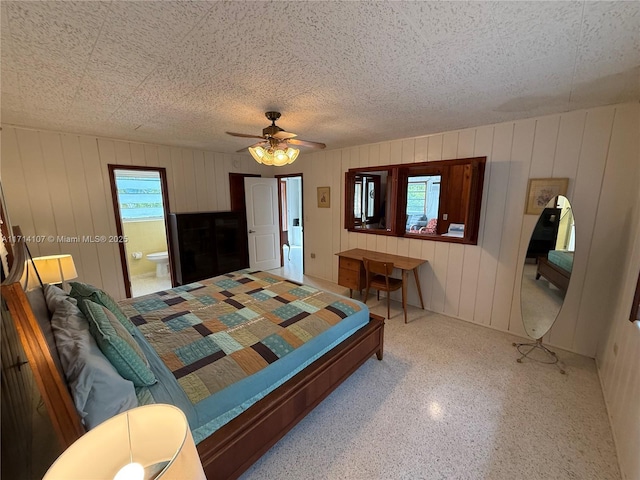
[226,111,326,165]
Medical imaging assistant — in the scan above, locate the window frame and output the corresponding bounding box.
[344,157,486,245]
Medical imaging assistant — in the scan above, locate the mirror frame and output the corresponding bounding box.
[344,157,486,245]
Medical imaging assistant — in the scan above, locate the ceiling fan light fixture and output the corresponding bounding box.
[248,144,299,166]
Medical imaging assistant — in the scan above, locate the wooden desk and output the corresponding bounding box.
[336,248,427,322]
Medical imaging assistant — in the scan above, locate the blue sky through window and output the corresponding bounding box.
[115,175,164,220]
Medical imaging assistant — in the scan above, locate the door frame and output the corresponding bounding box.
[243,177,282,271]
[108,165,174,298]
[229,173,261,213]
[275,173,304,270]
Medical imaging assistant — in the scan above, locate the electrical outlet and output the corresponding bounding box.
[310,253,316,259]
[443,213,448,220]
[613,343,618,356]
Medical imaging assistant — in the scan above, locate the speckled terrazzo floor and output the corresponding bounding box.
[244,274,620,480]
[130,273,171,297]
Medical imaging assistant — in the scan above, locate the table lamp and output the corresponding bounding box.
[43,404,206,480]
[22,253,77,290]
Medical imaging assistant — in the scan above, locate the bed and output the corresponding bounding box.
[536,250,573,293]
[1,227,384,479]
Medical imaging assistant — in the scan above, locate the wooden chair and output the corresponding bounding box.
[363,258,405,321]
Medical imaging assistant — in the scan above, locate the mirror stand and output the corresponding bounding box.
[518,194,574,375]
[512,339,566,374]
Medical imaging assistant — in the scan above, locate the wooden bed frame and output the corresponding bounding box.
[1,229,385,479]
[536,256,570,293]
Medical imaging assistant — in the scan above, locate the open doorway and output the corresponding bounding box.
[108,165,173,298]
[277,174,303,281]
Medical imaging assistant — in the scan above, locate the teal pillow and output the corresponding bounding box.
[69,282,137,335]
[83,300,156,387]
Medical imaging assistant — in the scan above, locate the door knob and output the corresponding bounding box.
[249,229,255,233]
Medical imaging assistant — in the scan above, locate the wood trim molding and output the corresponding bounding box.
[229,173,261,212]
[107,165,174,297]
[275,173,304,270]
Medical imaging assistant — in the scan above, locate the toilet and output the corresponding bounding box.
[146,251,169,278]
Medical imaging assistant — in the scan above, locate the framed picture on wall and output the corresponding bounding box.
[525,178,569,215]
[317,186,330,208]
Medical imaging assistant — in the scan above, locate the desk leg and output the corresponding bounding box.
[402,271,408,324]
[413,268,425,310]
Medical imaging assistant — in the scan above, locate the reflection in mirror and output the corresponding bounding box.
[405,174,440,235]
[352,170,390,231]
[344,157,486,243]
[515,194,574,373]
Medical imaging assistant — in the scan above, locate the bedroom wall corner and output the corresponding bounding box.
[595,134,640,480]
[0,125,271,299]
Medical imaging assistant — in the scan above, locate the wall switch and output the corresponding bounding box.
[310,253,316,259]
[443,213,448,220]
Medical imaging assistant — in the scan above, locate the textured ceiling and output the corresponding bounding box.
[1,1,639,153]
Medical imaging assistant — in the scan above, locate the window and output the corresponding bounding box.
[354,180,362,222]
[349,172,384,229]
[345,157,486,244]
[115,172,165,220]
[405,175,441,233]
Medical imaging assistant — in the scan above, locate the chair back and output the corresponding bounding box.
[363,258,394,278]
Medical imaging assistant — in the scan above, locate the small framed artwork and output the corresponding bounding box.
[525,178,569,215]
[317,186,330,208]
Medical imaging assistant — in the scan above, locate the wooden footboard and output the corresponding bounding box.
[536,256,570,293]
[197,312,384,479]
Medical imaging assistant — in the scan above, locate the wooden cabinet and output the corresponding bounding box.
[338,257,366,296]
[169,211,249,285]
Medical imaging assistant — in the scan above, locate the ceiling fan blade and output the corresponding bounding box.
[287,138,326,149]
[272,131,297,140]
[236,141,268,153]
[226,131,265,140]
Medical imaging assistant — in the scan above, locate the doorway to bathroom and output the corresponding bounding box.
[276,174,304,282]
[108,165,173,298]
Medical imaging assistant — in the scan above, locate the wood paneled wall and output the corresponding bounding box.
[2,103,638,478]
[1,127,269,300]
[274,102,640,358]
[2,103,638,358]
[596,186,640,480]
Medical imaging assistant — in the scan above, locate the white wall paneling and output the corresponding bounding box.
[60,134,103,289]
[263,102,638,359]
[596,111,640,480]
[4,103,637,477]
[1,126,269,299]
[2,103,637,355]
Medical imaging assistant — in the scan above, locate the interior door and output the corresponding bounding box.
[244,177,281,270]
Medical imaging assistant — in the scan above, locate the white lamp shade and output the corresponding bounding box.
[22,254,78,289]
[43,404,206,480]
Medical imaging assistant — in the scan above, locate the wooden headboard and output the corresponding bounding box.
[1,227,85,457]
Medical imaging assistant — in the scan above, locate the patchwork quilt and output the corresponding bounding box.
[118,270,363,405]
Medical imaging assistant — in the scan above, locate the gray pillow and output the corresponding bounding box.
[45,287,138,429]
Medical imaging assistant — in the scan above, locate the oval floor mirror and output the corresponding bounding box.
[514,194,574,374]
